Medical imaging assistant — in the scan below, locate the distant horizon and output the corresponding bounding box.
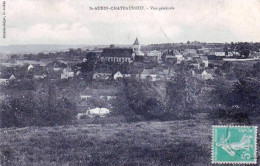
[1,40,260,47]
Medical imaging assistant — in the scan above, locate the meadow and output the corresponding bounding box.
[0,113,259,166]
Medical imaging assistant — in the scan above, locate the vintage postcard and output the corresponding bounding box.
[0,0,259,165]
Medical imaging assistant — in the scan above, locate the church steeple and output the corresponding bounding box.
[133,38,139,45]
[132,38,140,53]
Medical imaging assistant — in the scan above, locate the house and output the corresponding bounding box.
[144,55,158,63]
[83,58,87,62]
[9,75,16,80]
[250,52,260,59]
[61,68,74,79]
[228,52,240,57]
[80,87,117,102]
[201,69,214,80]
[125,66,142,78]
[140,69,161,81]
[183,49,199,60]
[0,78,8,85]
[114,70,135,80]
[196,59,206,69]
[176,55,184,64]
[113,71,123,80]
[183,49,197,56]
[184,53,193,61]
[147,50,162,61]
[27,64,34,71]
[200,56,209,67]
[46,61,67,71]
[198,47,210,54]
[80,95,92,101]
[0,73,17,85]
[93,68,112,80]
[184,52,199,61]
[32,66,47,79]
[215,52,226,57]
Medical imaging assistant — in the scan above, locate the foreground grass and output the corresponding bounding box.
[0,115,258,166]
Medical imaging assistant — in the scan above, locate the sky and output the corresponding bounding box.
[1,0,260,46]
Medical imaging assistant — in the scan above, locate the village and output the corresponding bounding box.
[0,39,260,121]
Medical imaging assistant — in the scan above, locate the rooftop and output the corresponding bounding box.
[101,48,133,57]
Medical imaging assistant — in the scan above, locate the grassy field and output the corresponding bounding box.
[0,114,259,166]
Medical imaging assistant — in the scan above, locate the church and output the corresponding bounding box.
[99,38,144,63]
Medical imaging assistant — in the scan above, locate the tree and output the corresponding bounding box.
[0,84,77,128]
[252,62,260,77]
[78,53,97,73]
[209,71,260,120]
[231,77,260,115]
[166,62,195,118]
[112,79,166,121]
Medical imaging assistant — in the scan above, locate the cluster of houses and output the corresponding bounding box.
[0,59,77,83]
[1,38,260,86]
[92,38,228,81]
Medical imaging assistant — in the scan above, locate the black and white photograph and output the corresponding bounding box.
[0,0,259,165]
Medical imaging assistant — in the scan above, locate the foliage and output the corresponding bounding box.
[77,52,97,73]
[209,68,260,120]
[166,62,201,118]
[0,83,77,128]
[112,79,166,121]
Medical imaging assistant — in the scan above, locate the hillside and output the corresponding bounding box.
[0,114,259,166]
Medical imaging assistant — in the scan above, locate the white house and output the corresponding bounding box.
[9,75,15,80]
[140,69,159,81]
[113,71,123,80]
[93,68,112,80]
[228,52,240,57]
[83,58,87,62]
[175,54,184,64]
[215,52,226,57]
[201,69,214,80]
[61,68,74,79]
[147,50,162,60]
[107,96,116,100]
[80,95,92,101]
[0,78,8,85]
[250,52,260,59]
[27,64,34,71]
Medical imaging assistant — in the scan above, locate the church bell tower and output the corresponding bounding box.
[132,38,140,53]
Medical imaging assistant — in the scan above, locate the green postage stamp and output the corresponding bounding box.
[212,126,257,164]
